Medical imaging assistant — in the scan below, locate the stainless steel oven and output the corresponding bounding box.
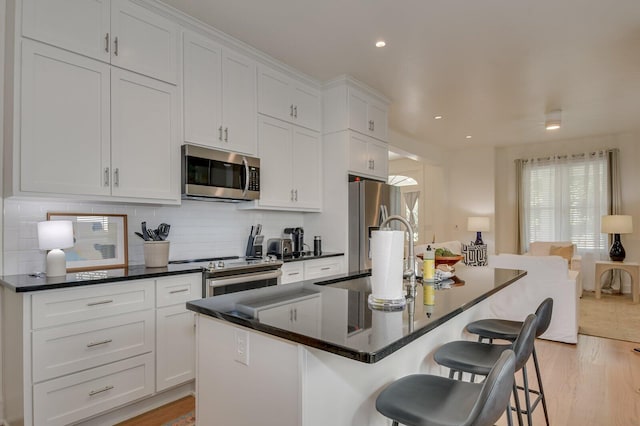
[182,144,260,202]
[204,258,282,297]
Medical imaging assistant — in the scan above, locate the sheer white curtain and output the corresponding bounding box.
[521,151,608,290]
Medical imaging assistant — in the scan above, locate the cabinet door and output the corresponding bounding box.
[292,127,321,209]
[347,89,369,135]
[21,0,111,63]
[111,0,178,84]
[257,65,292,123]
[292,297,321,337]
[20,40,111,196]
[183,32,222,146]
[368,139,389,179]
[256,303,293,329]
[291,83,321,131]
[111,68,179,201]
[368,101,388,141]
[257,116,293,207]
[156,304,195,392]
[222,50,257,155]
[347,132,370,175]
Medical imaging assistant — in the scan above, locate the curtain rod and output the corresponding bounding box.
[515,148,619,164]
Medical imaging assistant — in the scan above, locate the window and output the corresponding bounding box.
[522,152,608,251]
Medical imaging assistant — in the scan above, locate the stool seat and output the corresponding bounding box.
[466,318,521,340]
[434,340,512,376]
[376,350,516,426]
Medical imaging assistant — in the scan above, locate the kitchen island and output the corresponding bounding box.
[187,265,525,426]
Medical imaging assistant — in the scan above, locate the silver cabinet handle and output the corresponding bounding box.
[218,126,223,141]
[321,267,331,271]
[104,167,110,186]
[371,160,375,170]
[224,127,229,142]
[105,33,109,53]
[87,338,112,348]
[288,272,300,276]
[290,309,293,322]
[89,385,114,397]
[290,189,294,201]
[371,120,375,131]
[114,36,118,56]
[368,159,373,170]
[294,308,297,321]
[87,299,113,307]
[294,189,298,201]
[169,288,189,294]
[290,104,294,117]
[294,106,298,118]
[114,168,119,187]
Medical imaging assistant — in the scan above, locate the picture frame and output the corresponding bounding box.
[46,213,128,272]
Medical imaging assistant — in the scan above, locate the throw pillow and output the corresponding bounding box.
[549,245,573,263]
[462,243,487,266]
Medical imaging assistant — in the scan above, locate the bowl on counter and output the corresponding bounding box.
[435,255,463,266]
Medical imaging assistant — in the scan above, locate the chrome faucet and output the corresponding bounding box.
[379,215,417,301]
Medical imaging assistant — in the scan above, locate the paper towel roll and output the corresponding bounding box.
[371,230,405,300]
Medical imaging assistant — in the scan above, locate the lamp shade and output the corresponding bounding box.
[467,217,490,232]
[601,215,633,234]
[37,220,74,250]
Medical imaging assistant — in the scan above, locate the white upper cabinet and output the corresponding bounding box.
[250,116,321,211]
[323,77,390,142]
[183,31,256,155]
[21,0,178,84]
[19,39,179,202]
[258,65,321,131]
[347,131,388,180]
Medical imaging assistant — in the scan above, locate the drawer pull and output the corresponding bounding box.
[86,338,113,348]
[288,272,300,276]
[169,288,189,294]
[89,385,114,397]
[321,267,331,271]
[87,299,114,307]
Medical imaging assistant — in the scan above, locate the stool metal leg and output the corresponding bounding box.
[512,383,524,426]
[506,402,514,426]
[522,366,533,426]
[532,346,550,425]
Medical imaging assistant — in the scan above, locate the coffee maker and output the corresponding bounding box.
[284,227,304,257]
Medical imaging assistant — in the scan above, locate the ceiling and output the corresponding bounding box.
[160,0,640,149]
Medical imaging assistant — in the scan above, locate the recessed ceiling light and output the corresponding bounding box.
[545,110,562,131]
[375,40,386,48]
[434,115,443,120]
[466,135,472,139]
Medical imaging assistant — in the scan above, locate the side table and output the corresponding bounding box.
[594,260,639,303]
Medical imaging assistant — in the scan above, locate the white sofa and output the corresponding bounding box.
[526,241,582,273]
[488,253,581,344]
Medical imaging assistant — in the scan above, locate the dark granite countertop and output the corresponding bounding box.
[281,251,344,263]
[0,263,205,293]
[187,265,526,363]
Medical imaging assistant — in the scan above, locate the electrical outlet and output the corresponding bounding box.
[234,329,249,366]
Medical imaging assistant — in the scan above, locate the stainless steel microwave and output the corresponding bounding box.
[182,144,260,201]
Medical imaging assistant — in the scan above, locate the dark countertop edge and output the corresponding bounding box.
[282,252,344,263]
[187,268,527,364]
[1,265,205,293]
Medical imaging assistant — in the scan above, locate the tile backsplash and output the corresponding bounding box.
[3,198,304,275]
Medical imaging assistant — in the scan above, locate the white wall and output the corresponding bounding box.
[3,198,307,275]
[494,132,640,291]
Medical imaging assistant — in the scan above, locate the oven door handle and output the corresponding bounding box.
[207,269,282,288]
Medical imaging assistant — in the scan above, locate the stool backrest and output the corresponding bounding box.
[511,314,537,371]
[466,349,516,426]
[535,298,553,337]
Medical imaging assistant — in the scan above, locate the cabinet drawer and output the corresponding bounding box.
[280,262,304,284]
[156,274,202,308]
[32,280,155,329]
[33,310,154,382]
[304,258,344,281]
[33,353,155,426]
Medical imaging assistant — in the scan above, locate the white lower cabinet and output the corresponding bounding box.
[33,353,155,426]
[156,304,196,392]
[280,257,345,284]
[240,292,321,338]
[281,262,305,284]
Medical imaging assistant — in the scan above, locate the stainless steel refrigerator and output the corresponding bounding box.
[348,179,401,272]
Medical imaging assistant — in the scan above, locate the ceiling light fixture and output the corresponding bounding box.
[545,110,562,130]
[434,115,443,120]
[465,135,472,139]
[375,40,386,48]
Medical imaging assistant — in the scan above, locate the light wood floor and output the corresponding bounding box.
[117,335,640,425]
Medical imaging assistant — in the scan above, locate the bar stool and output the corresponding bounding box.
[433,314,538,426]
[466,298,552,426]
[376,350,516,426]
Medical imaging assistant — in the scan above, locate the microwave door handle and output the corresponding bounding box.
[242,157,250,196]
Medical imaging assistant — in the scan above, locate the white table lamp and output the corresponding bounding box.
[38,220,74,277]
[601,215,633,261]
[467,217,490,245]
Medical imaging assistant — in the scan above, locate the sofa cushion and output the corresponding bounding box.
[528,241,575,256]
[550,245,574,263]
